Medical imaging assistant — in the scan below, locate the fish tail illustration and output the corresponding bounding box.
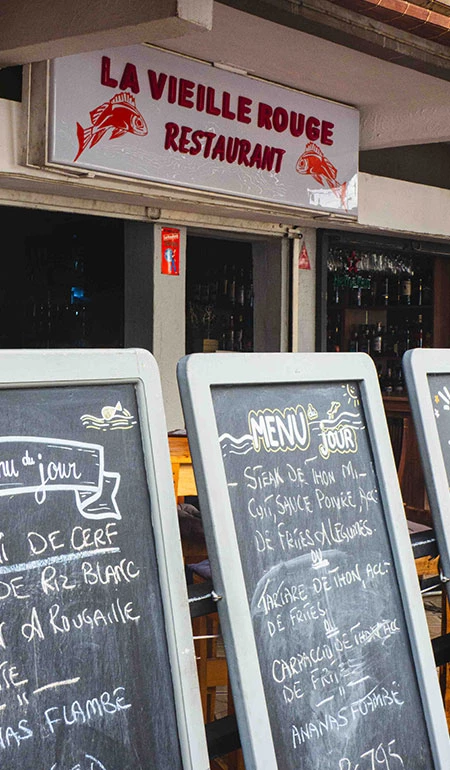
[74,122,93,162]
[339,180,348,211]
[324,175,348,211]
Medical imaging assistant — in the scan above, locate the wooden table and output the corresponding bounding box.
[168,435,197,501]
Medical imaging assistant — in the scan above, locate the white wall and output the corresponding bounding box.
[358,172,450,239]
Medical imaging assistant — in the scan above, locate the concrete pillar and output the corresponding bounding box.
[292,227,316,352]
[124,220,186,430]
[253,237,289,352]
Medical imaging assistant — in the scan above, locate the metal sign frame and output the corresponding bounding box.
[178,350,449,770]
[0,348,209,770]
[403,348,450,600]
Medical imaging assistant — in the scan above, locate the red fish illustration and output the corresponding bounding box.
[296,142,347,210]
[74,91,148,162]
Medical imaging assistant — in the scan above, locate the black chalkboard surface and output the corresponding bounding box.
[0,350,208,770]
[403,349,450,607]
[178,352,450,770]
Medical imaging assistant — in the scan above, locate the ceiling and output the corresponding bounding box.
[156,1,450,150]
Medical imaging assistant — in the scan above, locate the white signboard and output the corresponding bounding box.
[49,45,359,215]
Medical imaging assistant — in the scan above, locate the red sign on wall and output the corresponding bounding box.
[298,243,311,270]
[161,227,180,275]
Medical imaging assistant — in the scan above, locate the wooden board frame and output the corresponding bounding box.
[178,351,450,770]
[0,347,209,770]
[404,348,450,601]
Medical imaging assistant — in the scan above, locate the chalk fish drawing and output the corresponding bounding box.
[296,142,347,209]
[74,92,148,161]
[80,401,137,431]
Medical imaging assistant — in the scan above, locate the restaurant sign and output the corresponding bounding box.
[48,45,359,215]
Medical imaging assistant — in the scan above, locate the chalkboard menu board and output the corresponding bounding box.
[404,348,450,606]
[178,352,450,770]
[0,349,208,770]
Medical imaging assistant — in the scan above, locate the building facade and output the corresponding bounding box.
[1,0,450,426]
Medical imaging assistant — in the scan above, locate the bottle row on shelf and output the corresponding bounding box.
[190,264,253,311]
[328,270,432,309]
[187,303,254,353]
[348,317,431,357]
[186,259,254,353]
[377,362,407,396]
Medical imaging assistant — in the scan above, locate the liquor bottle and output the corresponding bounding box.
[246,278,254,309]
[372,322,383,356]
[236,267,245,307]
[389,275,400,306]
[391,325,400,357]
[228,266,236,307]
[349,327,359,352]
[358,324,371,354]
[400,272,412,305]
[369,276,378,307]
[414,315,424,348]
[416,276,423,306]
[399,318,411,355]
[327,315,341,352]
[422,272,432,305]
[235,314,244,351]
[220,264,229,306]
[378,275,389,306]
[382,365,394,395]
[227,314,235,351]
[394,365,404,394]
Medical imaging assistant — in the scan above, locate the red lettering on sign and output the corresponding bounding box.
[179,125,192,153]
[119,63,140,94]
[203,132,216,158]
[226,137,239,164]
[237,96,252,124]
[238,140,251,166]
[211,134,226,161]
[163,123,286,174]
[196,83,206,112]
[179,78,195,109]
[306,116,321,141]
[257,102,272,129]
[321,121,334,145]
[168,75,177,104]
[221,92,236,121]
[290,112,305,138]
[257,101,333,145]
[273,107,288,133]
[101,56,118,89]
[206,87,221,116]
[164,122,180,150]
[148,70,167,100]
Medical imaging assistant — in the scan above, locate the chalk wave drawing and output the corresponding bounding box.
[81,401,137,431]
[218,432,254,457]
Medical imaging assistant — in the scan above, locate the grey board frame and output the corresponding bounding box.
[0,347,209,770]
[178,351,450,770]
[404,348,450,603]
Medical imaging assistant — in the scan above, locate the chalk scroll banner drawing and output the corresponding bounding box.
[177,351,450,770]
[47,45,359,215]
[0,438,121,519]
[0,349,208,770]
